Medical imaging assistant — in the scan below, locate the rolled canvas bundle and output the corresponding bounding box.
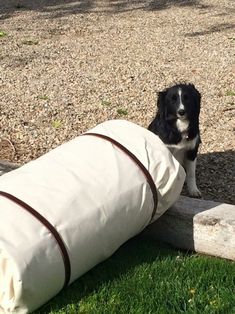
[0,120,185,313]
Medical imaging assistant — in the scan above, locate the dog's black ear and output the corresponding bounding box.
[148,91,166,132]
[157,91,167,119]
[189,84,201,103]
[189,84,201,106]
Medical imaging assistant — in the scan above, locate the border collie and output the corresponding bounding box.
[148,83,201,197]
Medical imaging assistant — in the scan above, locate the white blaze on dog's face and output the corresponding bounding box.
[176,88,189,133]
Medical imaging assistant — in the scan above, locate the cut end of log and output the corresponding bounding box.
[143,196,235,261]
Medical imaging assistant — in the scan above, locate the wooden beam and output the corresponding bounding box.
[1,160,234,260]
[143,196,235,260]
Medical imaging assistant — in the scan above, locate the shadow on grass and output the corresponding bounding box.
[35,236,181,313]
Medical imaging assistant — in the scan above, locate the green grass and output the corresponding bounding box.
[36,237,235,314]
[37,95,49,100]
[0,31,7,38]
[101,100,112,107]
[22,39,39,45]
[117,108,128,115]
[225,90,235,97]
[52,120,63,129]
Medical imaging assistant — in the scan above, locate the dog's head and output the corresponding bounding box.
[157,83,201,123]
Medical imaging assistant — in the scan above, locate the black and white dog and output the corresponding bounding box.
[148,83,201,197]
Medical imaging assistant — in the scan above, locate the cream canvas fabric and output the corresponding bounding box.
[0,120,185,313]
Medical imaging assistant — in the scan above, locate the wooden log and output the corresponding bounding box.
[143,196,235,260]
[1,160,235,260]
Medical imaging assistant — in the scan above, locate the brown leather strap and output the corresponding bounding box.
[0,191,71,289]
[82,132,158,221]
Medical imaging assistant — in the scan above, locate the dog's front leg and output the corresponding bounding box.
[185,149,201,197]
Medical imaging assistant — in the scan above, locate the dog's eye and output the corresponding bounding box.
[172,94,177,101]
[183,94,188,101]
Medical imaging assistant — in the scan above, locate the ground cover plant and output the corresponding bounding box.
[36,236,235,314]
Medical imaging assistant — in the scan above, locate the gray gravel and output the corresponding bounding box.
[0,0,234,204]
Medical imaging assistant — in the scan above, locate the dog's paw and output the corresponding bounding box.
[188,187,202,198]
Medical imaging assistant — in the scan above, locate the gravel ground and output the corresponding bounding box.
[0,0,234,204]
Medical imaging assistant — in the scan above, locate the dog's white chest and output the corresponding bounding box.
[176,119,189,133]
[167,136,198,165]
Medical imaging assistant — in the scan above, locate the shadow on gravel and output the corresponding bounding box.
[181,150,235,205]
[186,22,235,37]
[0,0,209,19]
